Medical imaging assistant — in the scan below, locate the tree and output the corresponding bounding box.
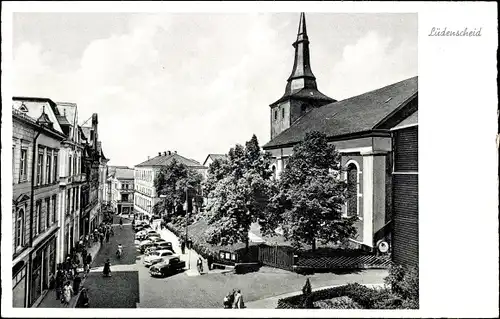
[204,135,274,255]
[153,159,203,223]
[203,157,230,195]
[267,131,357,251]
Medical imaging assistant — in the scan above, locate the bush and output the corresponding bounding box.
[384,264,419,308]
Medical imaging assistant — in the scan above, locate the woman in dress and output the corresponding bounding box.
[62,281,74,307]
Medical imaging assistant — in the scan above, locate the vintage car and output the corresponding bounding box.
[145,242,174,255]
[135,230,148,240]
[137,240,155,253]
[144,249,177,266]
[149,256,186,277]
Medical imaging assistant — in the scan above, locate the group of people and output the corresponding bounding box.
[90,222,115,245]
[223,289,245,309]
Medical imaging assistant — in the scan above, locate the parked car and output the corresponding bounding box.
[147,234,161,242]
[135,230,147,240]
[138,240,154,253]
[144,249,176,267]
[151,237,167,244]
[145,242,174,256]
[149,256,186,277]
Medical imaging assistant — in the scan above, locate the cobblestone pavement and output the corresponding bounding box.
[81,215,140,308]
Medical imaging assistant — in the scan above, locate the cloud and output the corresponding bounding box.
[12,14,286,167]
[12,14,417,167]
[326,31,418,100]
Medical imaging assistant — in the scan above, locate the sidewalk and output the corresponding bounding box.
[244,283,386,309]
[154,220,204,277]
[36,241,102,308]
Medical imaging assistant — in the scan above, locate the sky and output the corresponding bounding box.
[12,12,417,167]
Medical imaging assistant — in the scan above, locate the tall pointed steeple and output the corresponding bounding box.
[286,12,316,91]
[269,13,335,140]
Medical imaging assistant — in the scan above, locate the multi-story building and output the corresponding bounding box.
[80,114,107,235]
[133,151,206,220]
[55,102,85,260]
[12,97,65,307]
[108,166,135,216]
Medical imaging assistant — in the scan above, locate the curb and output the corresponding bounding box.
[245,283,386,308]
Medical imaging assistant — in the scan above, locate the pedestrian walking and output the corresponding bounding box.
[119,218,123,229]
[105,231,110,243]
[86,254,92,273]
[99,232,104,245]
[103,259,111,277]
[73,274,82,294]
[223,293,233,309]
[197,257,203,274]
[181,240,186,255]
[55,269,64,300]
[62,281,73,307]
[79,287,90,308]
[207,253,214,271]
[233,290,245,309]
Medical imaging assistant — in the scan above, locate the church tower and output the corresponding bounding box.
[270,12,336,140]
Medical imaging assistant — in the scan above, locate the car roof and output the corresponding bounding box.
[156,249,173,254]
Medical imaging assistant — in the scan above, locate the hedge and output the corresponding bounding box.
[276,283,407,309]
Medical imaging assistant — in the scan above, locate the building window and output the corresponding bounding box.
[15,208,25,248]
[274,110,278,120]
[76,189,79,210]
[20,148,28,181]
[35,201,42,235]
[69,155,73,176]
[121,194,129,202]
[53,154,58,182]
[45,198,51,228]
[52,195,57,224]
[281,108,285,119]
[46,151,52,184]
[346,163,359,217]
[73,156,77,176]
[37,150,43,186]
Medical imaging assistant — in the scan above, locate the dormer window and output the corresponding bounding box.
[19,103,29,113]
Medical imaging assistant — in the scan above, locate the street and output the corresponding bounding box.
[79,215,387,308]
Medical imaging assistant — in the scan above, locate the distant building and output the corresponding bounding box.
[202,154,226,179]
[108,166,135,216]
[133,151,206,220]
[262,13,418,265]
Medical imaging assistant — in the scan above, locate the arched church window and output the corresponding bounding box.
[282,108,285,119]
[347,163,359,217]
[16,208,25,248]
[274,110,278,121]
[271,165,276,180]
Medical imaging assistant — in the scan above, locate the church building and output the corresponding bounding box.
[263,13,418,267]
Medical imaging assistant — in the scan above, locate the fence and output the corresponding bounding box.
[258,244,295,271]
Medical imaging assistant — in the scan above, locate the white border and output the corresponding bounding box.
[2,1,499,318]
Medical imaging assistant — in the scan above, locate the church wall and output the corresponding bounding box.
[270,101,291,139]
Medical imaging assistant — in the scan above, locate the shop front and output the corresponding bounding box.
[29,235,57,306]
[12,260,28,307]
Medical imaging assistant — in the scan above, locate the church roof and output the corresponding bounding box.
[263,76,418,149]
[391,110,418,130]
[136,152,204,168]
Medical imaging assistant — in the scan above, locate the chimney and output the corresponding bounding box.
[168,151,171,155]
[147,156,150,160]
[158,152,161,156]
[174,151,177,154]
[163,151,167,156]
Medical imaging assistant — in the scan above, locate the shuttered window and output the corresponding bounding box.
[394,127,418,172]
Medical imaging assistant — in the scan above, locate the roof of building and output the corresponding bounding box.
[12,98,64,134]
[202,154,227,166]
[135,152,204,168]
[56,102,78,127]
[263,76,418,149]
[56,115,71,126]
[114,167,134,180]
[391,110,418,131]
